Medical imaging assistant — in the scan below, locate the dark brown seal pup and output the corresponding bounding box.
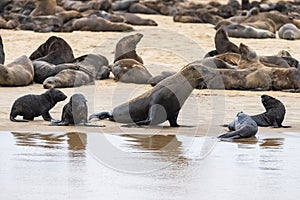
[218,112,258,139]
[114,33,143,63]
[251,95,290,128]
[89,62,216,127]
[43,69,94,89]
[111,59,152,84]
[30,36,74,65]
[71,15,133,32]
[10,88,67,122]
[0,55,34,86]
[30,0,56,16]
[51,93,88,126]
[0,35,4,64]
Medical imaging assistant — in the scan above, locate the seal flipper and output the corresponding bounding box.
[89,112,112,120]
[10,115,29,122]
[168,114,180,127]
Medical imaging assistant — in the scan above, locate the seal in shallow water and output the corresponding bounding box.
[218,112,258,139]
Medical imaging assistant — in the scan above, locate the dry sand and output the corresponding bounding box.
[1,13,300,136]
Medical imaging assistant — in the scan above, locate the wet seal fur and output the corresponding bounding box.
[219,112,258,139]
[51,93,100,126]
[251,95,290,128]
[0,55,34,86]
[10,88,67,122]
[30,36,74,65]
[89,62,215,127]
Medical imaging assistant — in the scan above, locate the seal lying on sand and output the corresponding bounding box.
[278,23,300,40]
[111,59,152,84]
[222,23,275,38]
[30,36,74,65]
[0,55,34,86]
[10,88,67,122]
[114,33,143,63]
[43,69,94,89]
[219,112,258,139]
[251,94,290,128]
[89,62,215,127]
[30,0,56,16]
[0,35,4,64]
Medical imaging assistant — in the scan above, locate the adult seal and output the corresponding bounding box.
[89,62,215,127]
[30,36,75,65]
[30,0,56,16]
[0,55,34,86]
[10,88,67,122]
[114,33,143,63]
[251,94,290,128]
[218,112,258,139]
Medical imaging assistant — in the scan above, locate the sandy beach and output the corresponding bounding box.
[1,13,300,135]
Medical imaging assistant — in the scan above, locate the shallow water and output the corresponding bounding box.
[0,131,300,200]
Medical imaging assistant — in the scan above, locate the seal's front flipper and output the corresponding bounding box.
[50,119,69,126]
[89,112,111,120]
[168,114,180,127]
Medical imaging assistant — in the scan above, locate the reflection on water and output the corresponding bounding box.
[0,132,300,200]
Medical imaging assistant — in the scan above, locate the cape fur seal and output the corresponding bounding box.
[219,112,258,139]
[114,33,143,63]
[223,23,275,38]
[111,59,152,84]
[0,55,34,86]
[30,0,56,16]
[215,28,239,54]
[251,95,290,128]
[89,62,216,127]
[278,23,300,40]
[10,88,67,122]
[43,69,94,89]
[51,93,88,126]
[30,36,74,65]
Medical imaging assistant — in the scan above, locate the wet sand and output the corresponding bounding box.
[1,14,300,135]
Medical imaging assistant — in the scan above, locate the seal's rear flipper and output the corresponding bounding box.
[89,112,112,120]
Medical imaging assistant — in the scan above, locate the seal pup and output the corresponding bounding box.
[43,69,94,89]
[218,112,258,139]
[51,93,100,126]
[89,62,216,127]
[0,55,34,86]
[10,88,67,122]
[278,23,300,40]
[114,33,143,63]
[30,36,74,65]
[111,58,152,84]
[251,95,290,128]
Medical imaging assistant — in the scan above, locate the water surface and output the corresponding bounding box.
[0,131,300,200]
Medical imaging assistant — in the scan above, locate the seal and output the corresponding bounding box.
[114,12,157,26]
[114,33,143,63]
[0,55,34,86]
[73,54,110,80]
[251,94,290,128]
[128,3,158,14]
[0,35,4,64]
[72,15,133,32]
[278,23,300,40]
[30,36,74,65]
[30,0,56,16]
[218,111,258,139]
[111,58,152,84]
[51,93,88,126]
[223,23,275,38]
[214,28,239,54]
[33,61,81,83]
[43,69,94,89]
[10,88,67,122]
[89,62,216,127]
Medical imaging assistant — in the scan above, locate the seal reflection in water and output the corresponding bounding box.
[89,62,215,127]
